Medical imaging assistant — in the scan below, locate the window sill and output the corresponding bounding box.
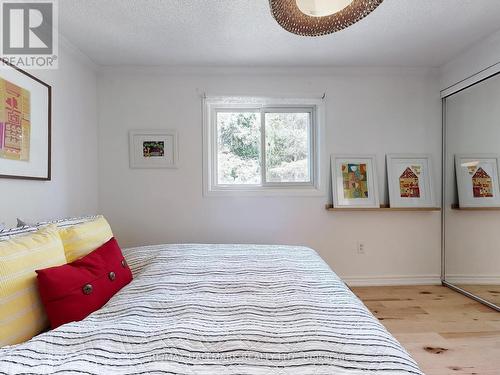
[204,186,325,197]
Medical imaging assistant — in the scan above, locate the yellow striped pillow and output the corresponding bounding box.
[58,216,113,263]
[0,225,67,347]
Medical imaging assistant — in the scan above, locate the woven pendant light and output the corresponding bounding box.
[269,0,384,37]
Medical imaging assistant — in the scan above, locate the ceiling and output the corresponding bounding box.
[59,0,500,67]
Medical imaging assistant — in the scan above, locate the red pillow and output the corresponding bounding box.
[36,237,133,329]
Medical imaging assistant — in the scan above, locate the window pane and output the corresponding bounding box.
[265,112,311,183]
[217,112,261,184]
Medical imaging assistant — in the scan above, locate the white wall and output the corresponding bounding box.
[441,28,500,91]
[0,23,498,285]
[0,42,99,227]
[97,67,442,283]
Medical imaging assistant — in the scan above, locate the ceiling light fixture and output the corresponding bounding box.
[269,0,384,37]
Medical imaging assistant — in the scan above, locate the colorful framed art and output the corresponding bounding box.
[387,154,436,208]
[0,59,51,180]
[129,130,178,169]
[455,154,500,208]
[331,155,379,208]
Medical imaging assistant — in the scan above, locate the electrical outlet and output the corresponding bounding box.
[357,241,366,254]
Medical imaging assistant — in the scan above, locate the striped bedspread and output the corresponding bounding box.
[0,244,423,374]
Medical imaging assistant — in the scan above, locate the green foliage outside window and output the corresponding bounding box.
[217,111,310,184]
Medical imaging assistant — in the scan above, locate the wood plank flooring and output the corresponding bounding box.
[352,285,500,375]
[454,284,500,306]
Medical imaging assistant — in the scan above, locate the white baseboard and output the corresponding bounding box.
[341,275,442,287]
[445,275,500,285]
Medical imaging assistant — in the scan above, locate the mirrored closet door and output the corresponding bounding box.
[443,72,500,311]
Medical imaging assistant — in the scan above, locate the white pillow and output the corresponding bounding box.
[17,218,33,227]
[37,215,101,228]
[16,215,101,229]
[8,215,101,241]
[0,225,37,241]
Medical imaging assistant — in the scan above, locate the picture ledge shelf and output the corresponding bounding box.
[451,204,500,211]
[325,204,441,212]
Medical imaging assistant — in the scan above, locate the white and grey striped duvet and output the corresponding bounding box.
[0,244,423,375]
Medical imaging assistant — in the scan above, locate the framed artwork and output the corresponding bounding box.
[387,154,436,208]
[455,154,500,208]
[0,59,51,180]
[331,155,379,208]
[129,130,178,169]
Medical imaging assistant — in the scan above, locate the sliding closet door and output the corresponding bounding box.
[443,73,500,310]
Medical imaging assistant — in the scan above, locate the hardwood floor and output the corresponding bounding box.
[352,285,500,375]
[454,284,500,306]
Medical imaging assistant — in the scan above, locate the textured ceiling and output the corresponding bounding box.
[59,0,500,67]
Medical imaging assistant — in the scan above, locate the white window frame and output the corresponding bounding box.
[203,96,326,197]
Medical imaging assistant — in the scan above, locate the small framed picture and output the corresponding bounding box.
[387,154,436,208]
[455,154,500,208]
[129,130,178,169]
[331,155,380,208]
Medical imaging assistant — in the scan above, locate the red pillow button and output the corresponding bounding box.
[82,284,93,295]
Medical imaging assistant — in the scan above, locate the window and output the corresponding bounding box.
[204,96,324,196]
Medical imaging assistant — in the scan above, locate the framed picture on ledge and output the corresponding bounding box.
[0,59,51,180]
[455,154,500,208]
[331,155,379,208]
[387,154,436,208]
[129,130,178,169]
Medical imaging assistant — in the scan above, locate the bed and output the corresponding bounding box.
[0,244,423,374]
